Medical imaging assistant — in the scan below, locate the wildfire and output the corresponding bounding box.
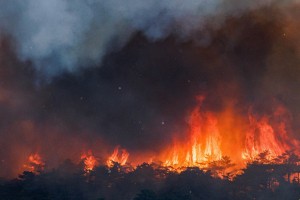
[242,105,297,161]
[106,146,129,167]
[81,151,98,172]
[23,153,45,173]
[17,97,300,177]
[242,116,285,161]
[160,96,298,170]
[163,99,223,168]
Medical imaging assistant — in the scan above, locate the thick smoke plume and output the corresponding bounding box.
[0,0,296,77]
[0,1,300,178]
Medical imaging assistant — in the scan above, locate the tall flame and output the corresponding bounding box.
[106,146,129,167]
[163,98,223,168]
[81,151,97,172]
[242,106,297,161]
[160,96,298,170]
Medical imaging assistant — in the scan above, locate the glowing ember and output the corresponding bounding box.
[81,151,98,172]
[106,146,129,167]
[23,153,45,173]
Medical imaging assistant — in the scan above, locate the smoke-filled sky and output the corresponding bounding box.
[0,0,300,177]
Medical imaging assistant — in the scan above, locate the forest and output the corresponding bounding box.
[0,151,299,200]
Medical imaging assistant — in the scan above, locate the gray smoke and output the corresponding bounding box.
[0,0,294,77]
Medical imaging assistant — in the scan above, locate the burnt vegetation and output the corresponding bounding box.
[1,151,300,200]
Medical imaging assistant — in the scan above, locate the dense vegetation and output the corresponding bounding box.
[1,151,300,200]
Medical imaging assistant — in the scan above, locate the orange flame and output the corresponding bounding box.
[20,96,299,177]
[160,96,298,170]
[163,101,223,168]
[23,153,45,173]
[242,106,297,161]
[106,146,129,167]
[81,151,97,172]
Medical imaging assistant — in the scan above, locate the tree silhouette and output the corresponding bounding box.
[0,159,300,200]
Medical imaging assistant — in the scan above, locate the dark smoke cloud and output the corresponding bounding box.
[0,0,295,77]
[0,1,300,177]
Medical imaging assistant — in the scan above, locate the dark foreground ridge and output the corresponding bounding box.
[1,151,300,200]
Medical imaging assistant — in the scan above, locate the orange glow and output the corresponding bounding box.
[23,153,45,173]
[242,105,297,161]
[242,116,285,160]
[106,146,129,167]
[162,98,223,168]
[15,97,300,178]
[159,96,297,171]
[81,151,98,172]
